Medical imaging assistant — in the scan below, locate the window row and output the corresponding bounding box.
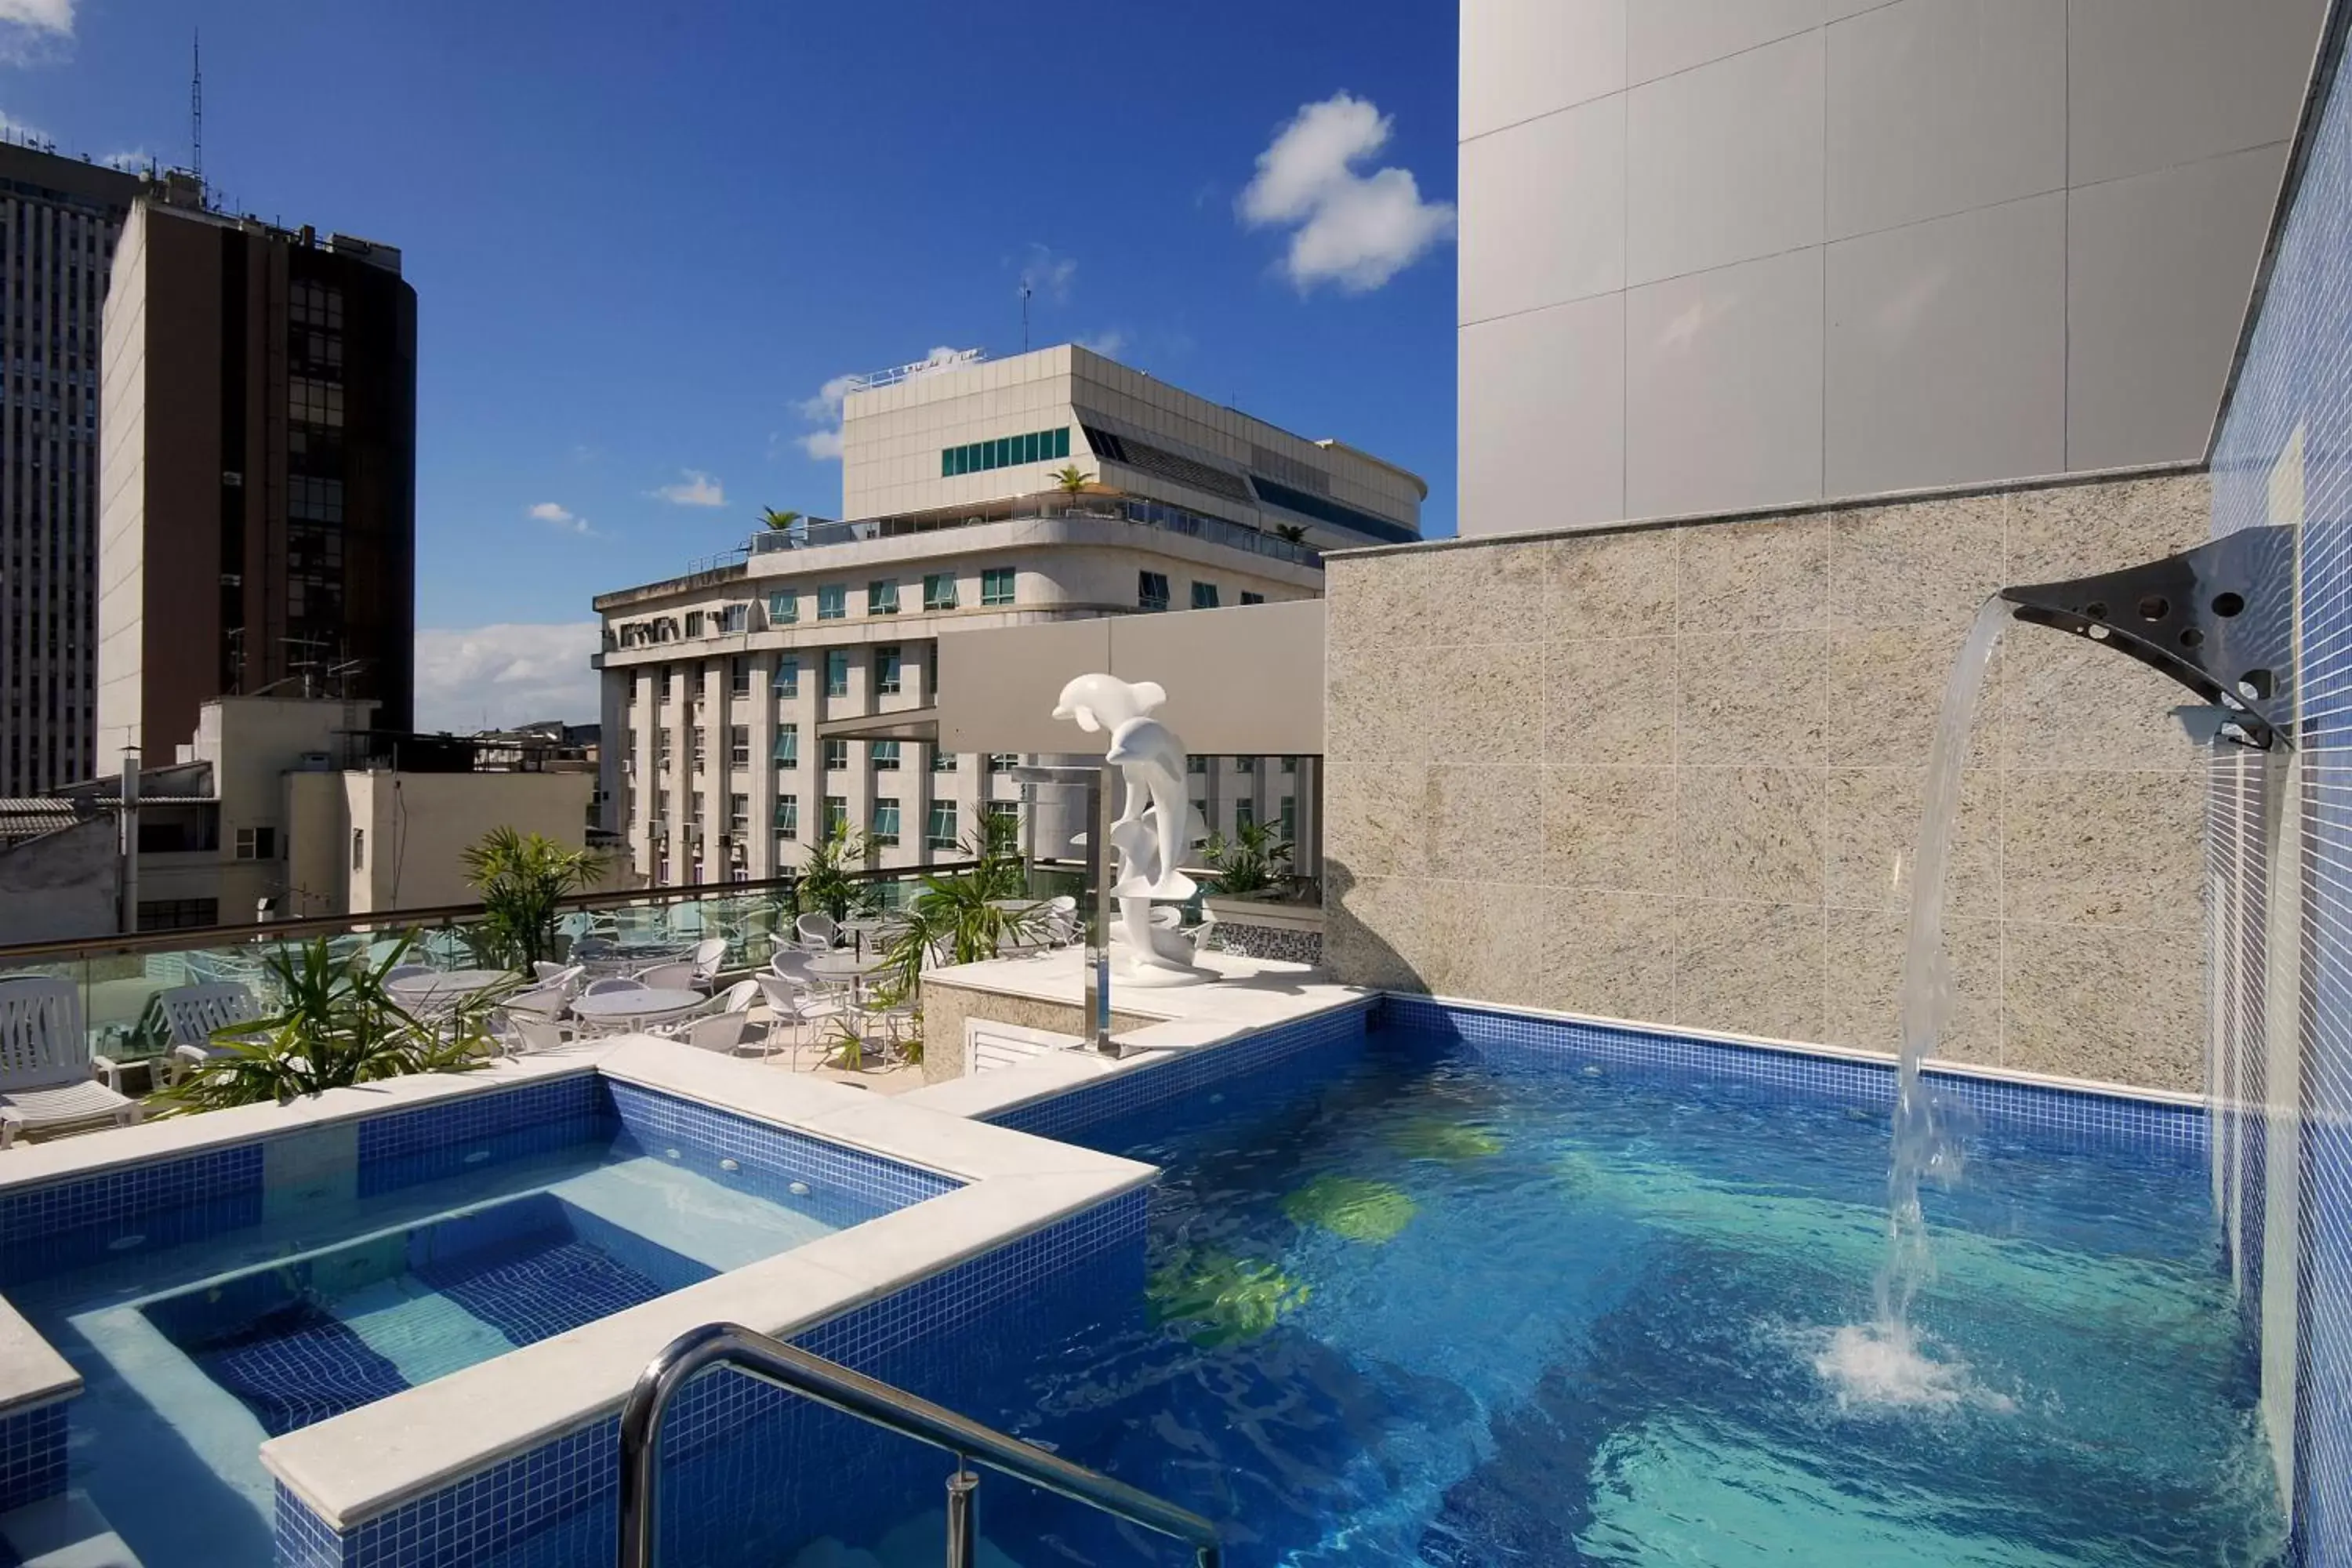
[1137,574,1267,613]
[942,426,1069,477]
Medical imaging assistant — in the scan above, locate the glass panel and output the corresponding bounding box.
[1054,426,1070,459]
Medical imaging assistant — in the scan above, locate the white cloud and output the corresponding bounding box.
[97,148,148,173]
[0,0,72,63]
[1239,92,1454,293]
[414,623,602,734]
[1018,243,1076,303]
[527,500,597,537]
[651,469,725,506]
[791,347,968,463]
[1075,330,1128,359]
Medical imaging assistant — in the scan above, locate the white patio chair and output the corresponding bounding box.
[498,1018,572,1056]
[795,913,839,950]
[583,977,648,996]
[688,938,729,993]
[0,978,138,1147]
[156,982,266,1082]
[678,1012,756,1054]
[634,962,697,991]
[532,960,572,983]
[755,972,842,1063]
[383,964,432,985]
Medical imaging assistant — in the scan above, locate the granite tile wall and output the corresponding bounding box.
[1325,469,2212,1092]
[917,978,1156,1083]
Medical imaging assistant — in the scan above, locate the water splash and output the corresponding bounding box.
[1820,599,2012,1407]
[1811,1321,2015,1415]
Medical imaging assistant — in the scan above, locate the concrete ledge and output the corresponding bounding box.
[0,1296,77,1417]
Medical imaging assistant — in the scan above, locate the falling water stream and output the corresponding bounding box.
[1817,596,2016,1406]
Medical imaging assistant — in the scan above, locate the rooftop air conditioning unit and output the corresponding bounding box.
[295,751,332,772]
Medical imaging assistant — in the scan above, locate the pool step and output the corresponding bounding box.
[0,1491,142,1567]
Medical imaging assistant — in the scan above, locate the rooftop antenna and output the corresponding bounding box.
[1020,281,1032,354]
[190,29,202,194]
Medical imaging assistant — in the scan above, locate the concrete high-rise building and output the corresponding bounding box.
[96,191,417,762]
[593,343,1423,887]
[0,144,146,795]
[1456,0,2328,535]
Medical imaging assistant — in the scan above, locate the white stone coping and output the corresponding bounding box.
[256,1038,1155,1532]
[0,1293,77,1417]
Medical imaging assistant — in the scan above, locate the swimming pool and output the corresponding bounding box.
[796,1008,2282,1566]
[5,1083,894,1566]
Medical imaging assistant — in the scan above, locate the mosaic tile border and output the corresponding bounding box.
[985,1004,1373,1143]
[355,1072,608,1198]
[1380,996,2208,1162]
[0,1400,64,1514]
[271,1189,1149,1568]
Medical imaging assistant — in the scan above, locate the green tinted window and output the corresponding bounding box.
[980,568,1014,606]
[1054,426,1070,458]
[817,584,845,619]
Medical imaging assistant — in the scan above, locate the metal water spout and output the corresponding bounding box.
[1997,524,2296,750]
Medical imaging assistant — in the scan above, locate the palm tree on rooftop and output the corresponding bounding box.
[1051,465,1094,495]
[760,506,803,532]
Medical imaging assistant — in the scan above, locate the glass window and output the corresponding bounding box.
[824,796,848,835]
[768,589,798,624]
[722,604,749,633]
[1192,582,1220,609]
[775,794,799,837]
[684,611,705,637]
[873,740,901,771]
[824,738,848,770]
[656,728,673,768]
[826,651,849,697]
[691,728,708,770]
[875,646,902,695]
[729,725,750,766]
[729,793,750,832]
[774,724,798,767]
[1236,754,1255,774]
[931,747,957,772]
[941,449,956,478]
[1053,426,1070,459]
[234,826,278,860]
[981,568,1015,606]
[1022,430,1040,463]
[927,800,958,848]
[1138,572,1171,612]
[988,753,1019,775]
[986,800,1019,830]
[1281,755,1298,775]
[1187,754,1207,775]
[1236,799,1255,831]
[997,437,1013,468]
[923,573,957,611]
[871,797,901,844]
[1279,796,1297,844]
[1240,591,1265,606]
[775,656,800,698]
[817,584,846,620]
[661,666,676,699]
[729,659,750,696]
[867,579,899,615]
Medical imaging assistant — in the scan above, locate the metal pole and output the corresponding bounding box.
[1085,764,1116,1054]
[945,1467,978,1568]
[118,748,140,935]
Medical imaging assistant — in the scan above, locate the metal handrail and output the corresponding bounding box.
[617,1322,1221,1568]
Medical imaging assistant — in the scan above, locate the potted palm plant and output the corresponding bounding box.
[461,827,609,971]
[864,821,1044,1067]
[1196,821,1323,960]
[793,823,871,922]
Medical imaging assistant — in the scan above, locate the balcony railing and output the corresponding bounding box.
[0,862,1084,1081]
[741,494,1320,570]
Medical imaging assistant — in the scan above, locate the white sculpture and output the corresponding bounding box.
[1053,673,1206,978]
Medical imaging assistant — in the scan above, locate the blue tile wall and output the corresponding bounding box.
[355,1073,610,1198]
[2209,6,2352,1559]
[0,1144,262,1287]
[604,1080,956,1231]
[0,1401,64,1513]
[986,1004,1372,1145]
[270,1189,1149,1568]
[1381,996,2209,1163]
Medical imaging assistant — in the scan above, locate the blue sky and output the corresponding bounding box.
[5,0,1458,728]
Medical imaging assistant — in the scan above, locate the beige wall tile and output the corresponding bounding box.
[1421,880,1552,1006]
[2005,470,2211,583]
[1428,765,1547,882]
[1677,630,1829,764]
[1674,898,1827,1042]
[1824,766,2000,916]
[1829,492,2005,629]
[1545,528,1678,640]
[1427,541,1549,646]
[1428,643,1548,764]
[1322,761,1428,880]
[1675,766,1826,902]
[1327,644,1432,767]
[2002,768,2204,927]
[1824,907,2002,1063]
[1824,625,2002,769]
[2002,920,2201,1091]
[1544,765,1678,891]
[1545,637,1675,764]
[1678,514,1829,632]
[1327,556,1428,652]
[1325,872,1429,991]
[1538,889,1675,1022]
[1999,620,2209,771]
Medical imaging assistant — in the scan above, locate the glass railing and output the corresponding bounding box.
[0,860,1098,1085]
[742,495,1321,569]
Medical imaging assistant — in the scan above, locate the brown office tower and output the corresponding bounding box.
[96,187,416,760]
[0,144,147,793]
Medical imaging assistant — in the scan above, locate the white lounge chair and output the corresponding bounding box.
[0,979,139,1147]
[156,982,266,1082]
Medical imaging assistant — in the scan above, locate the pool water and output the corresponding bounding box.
[798,1022,2284,1566]
[14,1137,841,1566]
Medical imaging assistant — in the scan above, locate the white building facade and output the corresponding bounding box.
[593,344,1423,887]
